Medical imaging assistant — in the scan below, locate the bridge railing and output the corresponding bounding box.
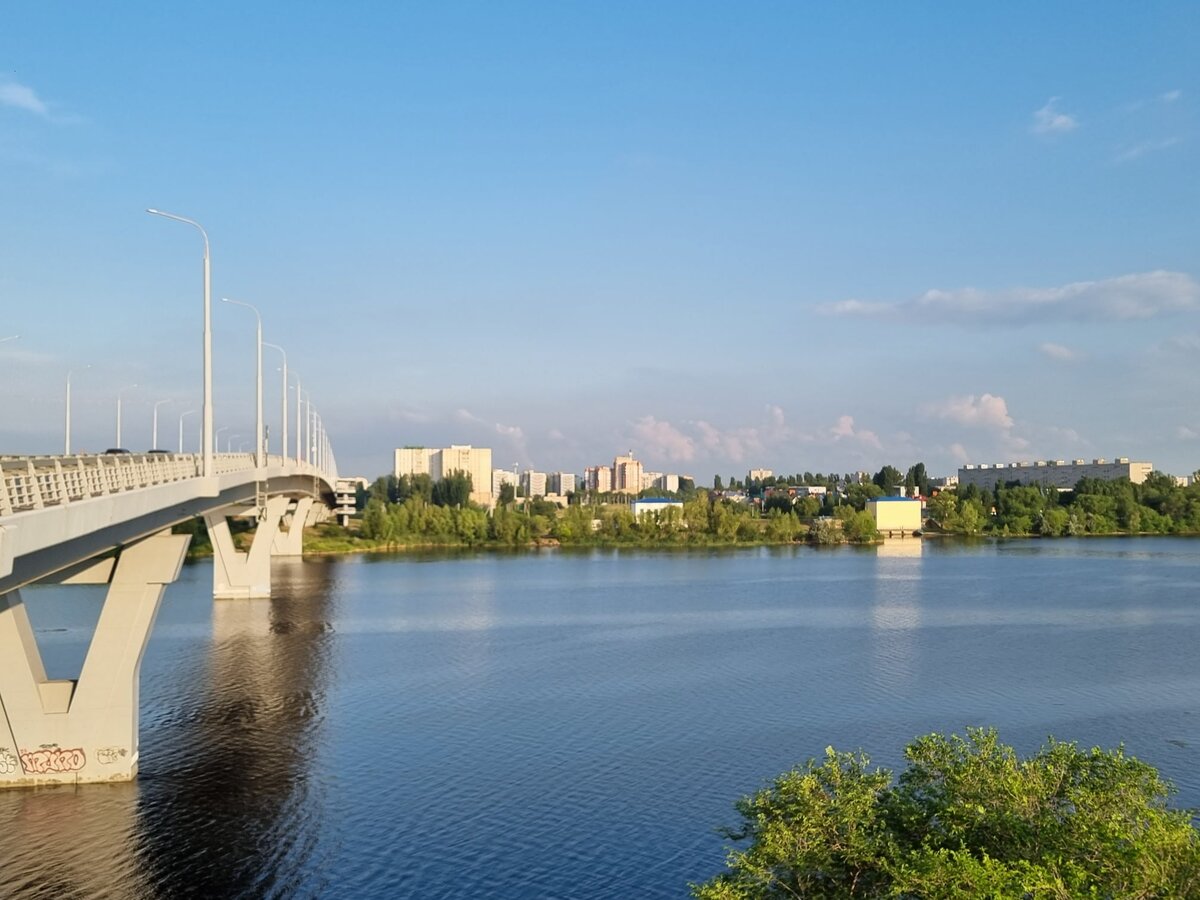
[0,454,205,517]
[1,451,335,518]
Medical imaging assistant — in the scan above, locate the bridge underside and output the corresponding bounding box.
[0,474,334,788]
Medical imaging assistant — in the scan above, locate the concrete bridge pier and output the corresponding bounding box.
[205,495,291,599]
[270,497,313,557]
[0,530,189,788]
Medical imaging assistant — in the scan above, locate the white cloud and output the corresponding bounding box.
[820,271,1199,326]
[820,299,892,317]
[695,420,763,463]
[631,415,696,462]
[920,394,1014,430]
[1162,89,1182,103]
[1114,137,1181,163]
[0,80,50,117]
[1038,342,1078,362]
[949,442,970,463]
[1031,97,1078,135]
[1178,426,1199,440]
[829,415,882,450]
[454,408,486,425]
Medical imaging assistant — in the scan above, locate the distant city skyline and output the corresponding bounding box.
[1,4,1196,480]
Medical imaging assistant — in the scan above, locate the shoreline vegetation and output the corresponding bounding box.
[691,728,1200,898]
[175,465,1200,559]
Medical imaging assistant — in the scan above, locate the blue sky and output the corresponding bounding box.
[2,3,1197,482]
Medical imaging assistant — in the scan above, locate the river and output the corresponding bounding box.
[1,537,1198,898]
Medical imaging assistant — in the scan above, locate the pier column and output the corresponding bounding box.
[270,497,313,557]
[206,495,290,598]
[0,530,189,788]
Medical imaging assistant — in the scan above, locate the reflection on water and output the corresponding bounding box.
[869,542,923,691]
[875,538,924,559]
[0,782,152,900]
[133,557,337,898]
[1,540,1198,899]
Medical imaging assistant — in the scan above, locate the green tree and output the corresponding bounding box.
[498,482,516,506]
[762,494,795,515]
[692,728,1200,899]
[841,509,879,542]
[431,471,473,507]
[873,465,903,492]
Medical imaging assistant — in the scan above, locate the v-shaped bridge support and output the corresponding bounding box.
[0,530,189,787]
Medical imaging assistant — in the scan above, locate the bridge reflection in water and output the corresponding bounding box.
[0,557,338,898]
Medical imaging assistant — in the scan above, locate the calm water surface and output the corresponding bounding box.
[1,538,1198,898]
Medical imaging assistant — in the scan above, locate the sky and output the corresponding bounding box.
[1,2,1197,483]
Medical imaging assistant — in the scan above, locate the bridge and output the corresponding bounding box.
[0,450,341,788]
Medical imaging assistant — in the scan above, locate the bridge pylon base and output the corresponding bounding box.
[206,495,291,599]
[270,497,313,557]
[0,530,189,788]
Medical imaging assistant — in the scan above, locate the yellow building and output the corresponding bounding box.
[867,497,923,535]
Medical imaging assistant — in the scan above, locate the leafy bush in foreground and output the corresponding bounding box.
[693,728,1200,899]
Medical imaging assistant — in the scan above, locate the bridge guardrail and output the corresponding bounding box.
[0,454,204,517]
[0,452,334,518]
[0,452,337,518]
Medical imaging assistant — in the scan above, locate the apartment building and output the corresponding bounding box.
[957,457,1153,491]
[395,444,493,505]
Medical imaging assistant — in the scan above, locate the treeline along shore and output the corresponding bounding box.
[176,465,1200,558]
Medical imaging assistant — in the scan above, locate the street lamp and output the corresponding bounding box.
[147,209,212,479]
[152,398,172,450]
[227,434,240,453]
[179,409,197,454]
[64,364,91,455]
[115,383,138,449]
[221,297,264,468]
[305,395,313,465]
[263,342,288,462]
[215,425,229,455]
[292,374,302,466]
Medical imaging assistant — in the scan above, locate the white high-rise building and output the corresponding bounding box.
[655,473,680,493]
[493,468,517,495]
[394,447,435,479]
[585,465,612,493]
[522,470,548,499]
[434,445,493,505]
[613,453,643,495]
[548,472,576,495]
[395,444,493,505]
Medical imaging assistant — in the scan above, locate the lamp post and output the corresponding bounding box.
[305,395,313,465]
[314,413,324,471]
[64,364,90,455]
[263,342,288,462]
[215,425,229,455]
[152,399,172,450]
[179,409,197,454]
[221,297,264,468]
[115,383,138,449]
[227,434,240,453]
[294,376,302,465]
[147,209,212,479]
